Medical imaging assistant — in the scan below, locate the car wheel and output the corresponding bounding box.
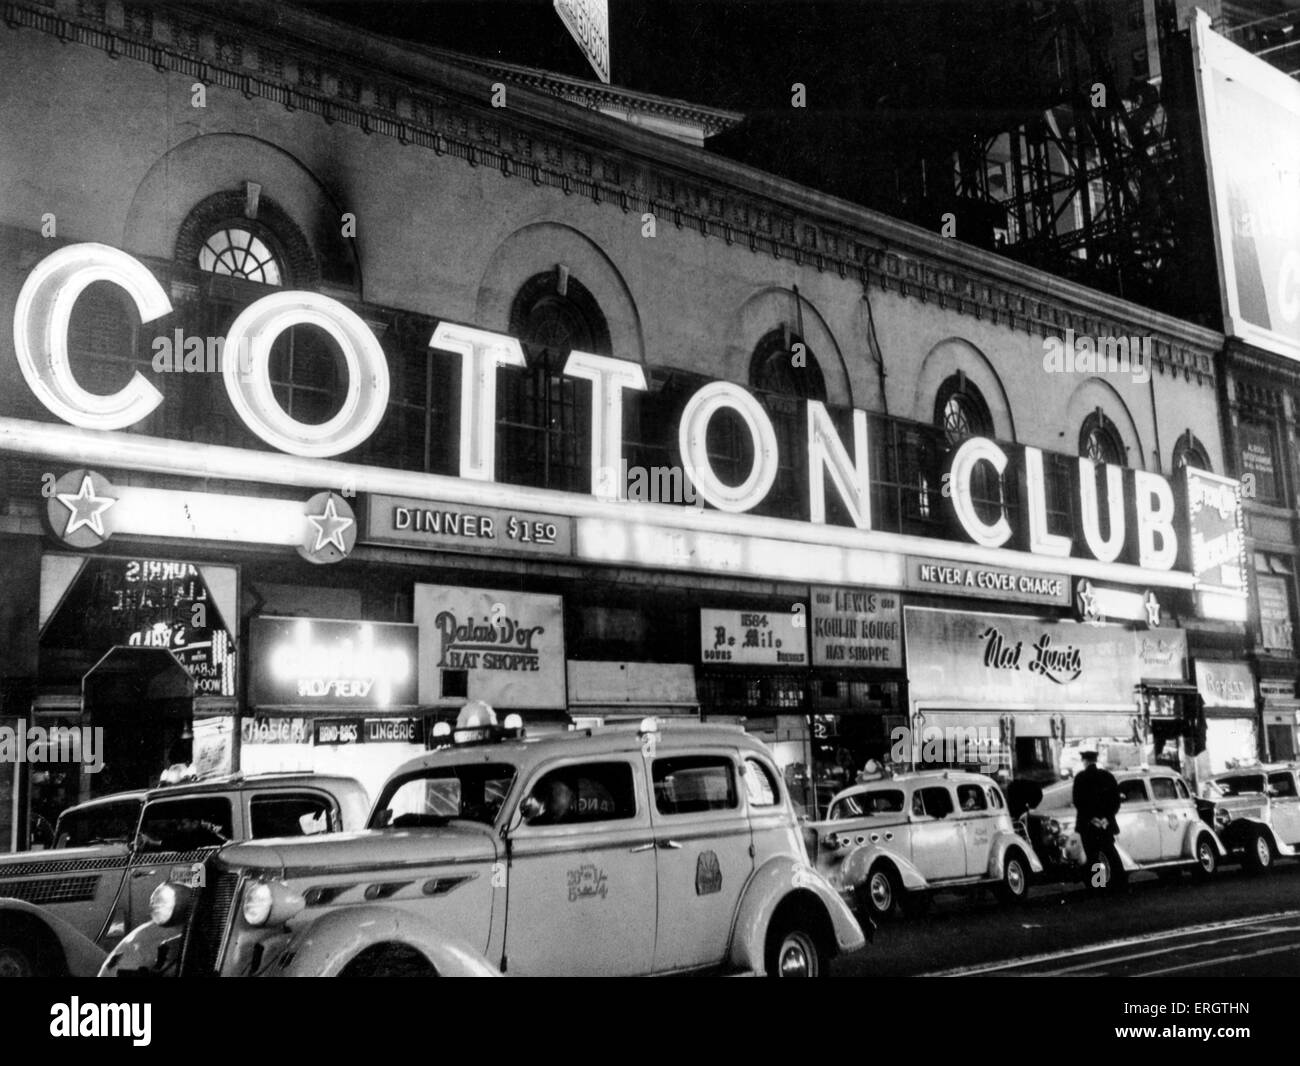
[765,919,823,978]
[1190,834,1218,880]
[857,863,901,920]
[0,940,37,979]
[995,850,1031,905]
[1243,829,1275,875]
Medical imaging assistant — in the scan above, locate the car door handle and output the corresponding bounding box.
[629,843,655,853]
[659,839,683,850]
[131,868,157,879]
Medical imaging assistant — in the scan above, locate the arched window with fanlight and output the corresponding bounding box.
[174,189,322,450]
[197,227,283,286]
[498,271,611,494]
[747,328,827,519]
[1172,432,1212,476]
[1079,411,1127,466]
[932,374,1004,532]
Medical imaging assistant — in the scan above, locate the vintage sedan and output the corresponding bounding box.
[1028,766,1224,886]
[1198,763,1300,873]
[102,709,866,977]
[0,773,367,977]
[807,771,1042,919]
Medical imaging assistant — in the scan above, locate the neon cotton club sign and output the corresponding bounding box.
[11,243,1200,573]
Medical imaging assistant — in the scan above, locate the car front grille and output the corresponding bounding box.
[179,869,241,977]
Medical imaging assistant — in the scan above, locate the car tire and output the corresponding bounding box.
[994,849,1031,905]
[1190,834,1218,880]
[1243,829,1275,875]
[764,916,823,978]
[857,863,902,920]
[0,939,37,979]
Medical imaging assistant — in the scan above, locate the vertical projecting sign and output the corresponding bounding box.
[554,0,610,83]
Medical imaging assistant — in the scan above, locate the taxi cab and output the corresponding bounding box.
[1199,763,1300,873]
[807,770,1042,919]
[0,773,367,977]
[1028,765,1224,885]
[102,705,866,978]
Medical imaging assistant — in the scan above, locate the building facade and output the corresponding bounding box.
[0,0,1251,847]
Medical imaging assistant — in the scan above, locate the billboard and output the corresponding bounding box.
[554,0,610,84]
[1192,12,1300,361]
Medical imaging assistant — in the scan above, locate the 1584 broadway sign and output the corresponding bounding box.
[366,495,572,557]
[700,609,808,666]
[811,588,901,667]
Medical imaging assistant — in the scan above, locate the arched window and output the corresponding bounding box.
[500,271,611,493]
[197,227,282,286]
[933,374,993,446]
[1173,432,1212,475]
[933,374,1001,528]
[1079,411,1126,465]
[174,191,326,448]
[745,328,826,519]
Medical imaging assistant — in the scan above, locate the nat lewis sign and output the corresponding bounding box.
[3,244,1243,614]
[365,495,572,557]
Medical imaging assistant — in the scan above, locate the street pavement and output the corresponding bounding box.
[831,860,1300,977]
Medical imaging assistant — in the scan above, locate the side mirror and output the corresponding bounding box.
[519,796,544,824]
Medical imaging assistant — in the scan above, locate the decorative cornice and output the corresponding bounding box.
[4,0,1223,385]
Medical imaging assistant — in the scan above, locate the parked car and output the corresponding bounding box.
[1197,763,1300,873]
[0,773,368,977]
[806,771,1043,920]
[1027,766,1224,886]
[102,710,866,977]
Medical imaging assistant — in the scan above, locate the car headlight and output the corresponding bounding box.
[1215,808,1231,829]
[242,882,274,927]
[241,880,305,928]
[1047,818,1061,837]
[150,882,192,927]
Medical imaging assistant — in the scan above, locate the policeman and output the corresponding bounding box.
[1072,749,1125,890]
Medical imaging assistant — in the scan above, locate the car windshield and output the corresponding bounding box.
[53,801,142,848]
[369,763,517,829]
[830,789,905,819]
[1218,775,1266,796]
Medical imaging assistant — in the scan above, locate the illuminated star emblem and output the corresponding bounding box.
[56,474,116,539]
[1075,579,1098,621]
[1144,591,1161,628]
[306,495,354,554]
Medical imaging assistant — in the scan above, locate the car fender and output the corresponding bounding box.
[1217,816,1295,856]
[728,857,866,975]
[0,897,108,977]
[1179,822,1227,859]
[987,831,1044,879]
[839,841,929,893]
[263,904,499,977]
[98,919,182,977]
